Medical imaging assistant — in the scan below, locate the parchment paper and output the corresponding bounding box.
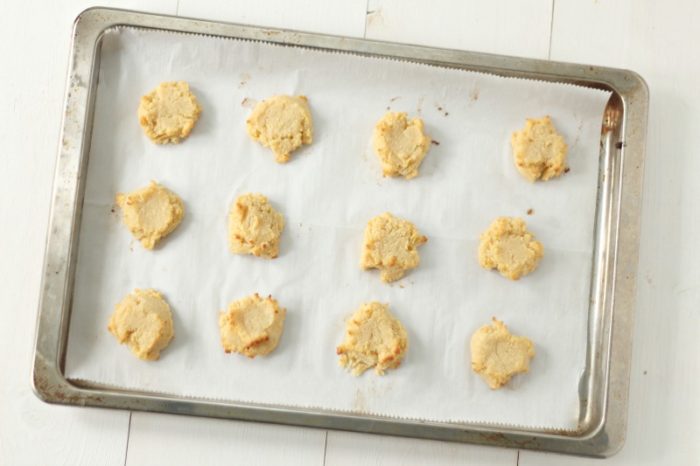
[65,28,610,429]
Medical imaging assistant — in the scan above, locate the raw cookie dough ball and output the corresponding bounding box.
[115,181,184,250]
[511,116,568,181]
[337,302,408,376]
[373,112,431,179]
[471,317,535,389]
[246,95,313,163]
[219,293,286,358]
[138,81,202,144]
[228,193,285,259]
[361,212,428,283]
[108,288,175,361]
[478,217,543,280]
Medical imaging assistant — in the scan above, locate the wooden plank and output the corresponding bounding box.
[125,413,326,466]
[364,0,553,58]
[325,431,517,466]
[520,1,700,464]
[178,0,368,38]
[0,1,175,465]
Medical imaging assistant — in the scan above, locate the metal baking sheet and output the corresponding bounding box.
[32,7,648,457]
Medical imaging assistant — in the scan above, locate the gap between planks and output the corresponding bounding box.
[123,412,133,466]
[322,430,329,465]
[548,0,556,59]
[363,0,370,38]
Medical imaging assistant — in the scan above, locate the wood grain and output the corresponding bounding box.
[178,0,368,37]
[125,413,326,466]
[325,431,517,466]
[364,0,553,58]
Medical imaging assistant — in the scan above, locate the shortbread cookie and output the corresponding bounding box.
[478,217,543,280]
[337,302,408,376]
[511,116,568,181]
[361,212,427,283]
[108,288,174,361]
[471,318,535,389]
[219,293,286,358]
[246,95,313,163]
[138,81,202,144]
[115,181,184,250]
[228,193,285,259]
[373,112,431,179]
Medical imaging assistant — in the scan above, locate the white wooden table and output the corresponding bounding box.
[1,1,698,464]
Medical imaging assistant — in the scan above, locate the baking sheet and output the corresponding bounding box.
[65,28,610,429]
